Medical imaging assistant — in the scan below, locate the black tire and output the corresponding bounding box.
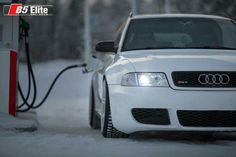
[102,81,129,138]
[89,84,100,129]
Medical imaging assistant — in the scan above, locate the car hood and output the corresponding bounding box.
[122,49,236,72]
[122,49,236,90]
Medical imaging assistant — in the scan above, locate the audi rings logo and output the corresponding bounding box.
[198,74,230,85]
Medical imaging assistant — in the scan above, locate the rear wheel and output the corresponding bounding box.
[89,84,100,129]
[101,80,129,138]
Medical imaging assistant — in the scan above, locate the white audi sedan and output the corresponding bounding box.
[89,14,236,138]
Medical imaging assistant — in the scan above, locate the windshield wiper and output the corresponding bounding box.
[185,46,236,50]
[123,46,236,51]
[124,46,186,51]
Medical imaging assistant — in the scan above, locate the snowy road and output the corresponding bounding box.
[0,60,236,157]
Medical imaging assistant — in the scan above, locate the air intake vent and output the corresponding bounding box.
[132,108,170,125]
[177,110,236,127]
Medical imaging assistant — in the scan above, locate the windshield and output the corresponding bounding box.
[122,17,236,51]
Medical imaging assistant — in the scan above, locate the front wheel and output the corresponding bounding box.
[100,80,129,138]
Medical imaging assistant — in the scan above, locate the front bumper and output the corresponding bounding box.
[108,85,236,134]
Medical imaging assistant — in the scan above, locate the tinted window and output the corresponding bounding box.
[122,18,236,51]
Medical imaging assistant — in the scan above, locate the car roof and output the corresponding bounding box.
[131,14,231,21]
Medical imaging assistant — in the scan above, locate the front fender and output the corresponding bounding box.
[104,57,136,85]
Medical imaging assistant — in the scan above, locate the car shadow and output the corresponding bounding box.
[129,131,236,144]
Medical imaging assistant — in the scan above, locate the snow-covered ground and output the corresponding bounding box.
[0,60,236,157]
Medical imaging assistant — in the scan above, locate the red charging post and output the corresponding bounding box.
[0,0,19,116]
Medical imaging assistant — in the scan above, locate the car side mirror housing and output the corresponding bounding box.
[95,41,116,52]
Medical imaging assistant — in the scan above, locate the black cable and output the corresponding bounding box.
[17,64,85,112]
[17,29,37,110]
[18,26,31,109]
[17,18,86,112]
[18,41,34,108]
[17,51,31,108]
[30,65,84,109]
[23,41,38,108]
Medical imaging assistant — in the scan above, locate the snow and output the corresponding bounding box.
[0,60,236,157]
[0,112,37,131]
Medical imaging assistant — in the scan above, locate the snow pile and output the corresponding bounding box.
[0,112,37,131]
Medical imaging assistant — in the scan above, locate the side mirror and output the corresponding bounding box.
[95,41,115,52]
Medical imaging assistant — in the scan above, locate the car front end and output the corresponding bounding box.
[107,49,236,134]
[93,14,236,137]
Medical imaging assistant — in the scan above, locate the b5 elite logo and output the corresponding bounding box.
[8,4,24,15]
[4,3,53,16]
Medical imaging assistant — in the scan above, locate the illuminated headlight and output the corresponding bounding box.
[121,73,169,87]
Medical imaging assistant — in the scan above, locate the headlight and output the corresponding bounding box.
[121,73,169,87]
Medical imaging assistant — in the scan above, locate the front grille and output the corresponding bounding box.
[132,108,170,125]
[172,71,236,88]
[177,110,236,127]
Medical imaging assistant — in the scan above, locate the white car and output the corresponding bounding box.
[89,14,236,138]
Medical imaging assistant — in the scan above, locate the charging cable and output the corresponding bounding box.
[18,18,86,112]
